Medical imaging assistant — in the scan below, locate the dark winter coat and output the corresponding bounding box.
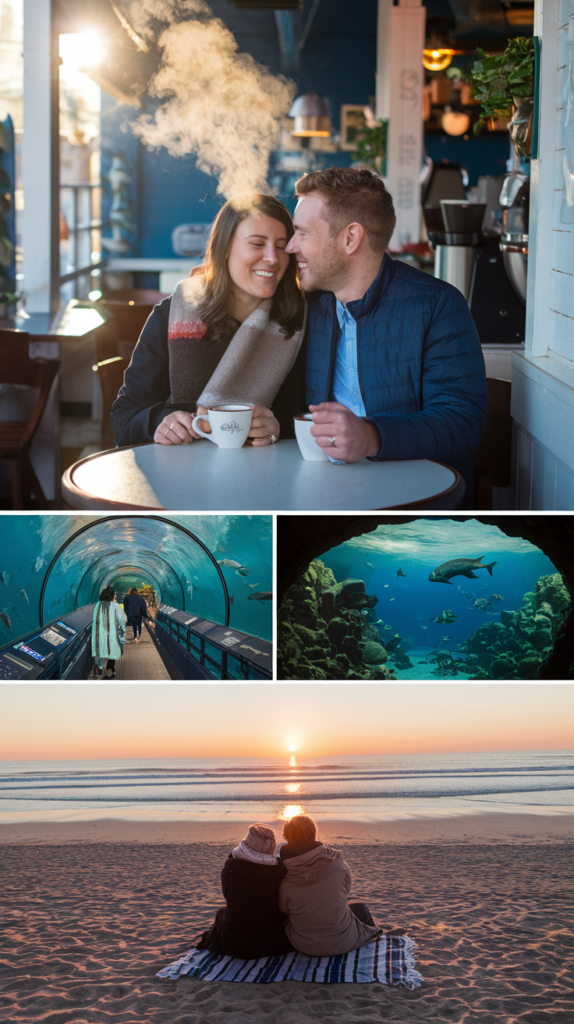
[123,593,147,623]
[111,297,307,447]
[200,854,293,960]
[305,254,487,498]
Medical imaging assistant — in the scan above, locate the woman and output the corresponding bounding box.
[278,814,381,957]
[196,823,294,960]
[111,195,307,448]
[91,587,125,679]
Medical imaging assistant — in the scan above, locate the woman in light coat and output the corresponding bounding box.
[278,814,381,957]
[91,586,125,679]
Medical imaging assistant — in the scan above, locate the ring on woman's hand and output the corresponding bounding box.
[163,425,170,436]
[328,437,336,446]
[268,433,277,444]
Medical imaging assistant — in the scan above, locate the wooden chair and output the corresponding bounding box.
[93,301,155,450]
[0,330,60,508]
[474,377,512,509]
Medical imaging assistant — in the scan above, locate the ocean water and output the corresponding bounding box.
[317,519,565,679]
[1,751,573,825]
[0,514,272,643]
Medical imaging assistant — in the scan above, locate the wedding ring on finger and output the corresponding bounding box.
[269,434,277,444]
[328,437,336,446]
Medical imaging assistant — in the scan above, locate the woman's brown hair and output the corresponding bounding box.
[193,194,304,345]
[283,814,317,845]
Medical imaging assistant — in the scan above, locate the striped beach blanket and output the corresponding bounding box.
[157,935,423,988]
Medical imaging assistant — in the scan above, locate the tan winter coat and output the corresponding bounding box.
[277,844,380,956]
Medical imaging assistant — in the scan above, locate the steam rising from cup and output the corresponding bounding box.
[120,0,296,197]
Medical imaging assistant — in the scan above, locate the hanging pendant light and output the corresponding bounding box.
[423,47,456,72]
[289,92,332,137]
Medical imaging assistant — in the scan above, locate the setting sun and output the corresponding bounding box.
[288,744,298,752]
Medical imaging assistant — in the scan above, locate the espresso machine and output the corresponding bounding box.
[424,167,526,347]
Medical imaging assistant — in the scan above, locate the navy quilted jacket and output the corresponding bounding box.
[306,254,487,490]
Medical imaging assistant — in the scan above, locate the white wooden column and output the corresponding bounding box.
[23,0,58,316]
[376,0,426,247]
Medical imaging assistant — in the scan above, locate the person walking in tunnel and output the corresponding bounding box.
[92,587,125,679]
[123,587,149,643]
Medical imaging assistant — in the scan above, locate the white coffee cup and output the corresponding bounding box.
[294,413,330,461]
[192,405,253,449]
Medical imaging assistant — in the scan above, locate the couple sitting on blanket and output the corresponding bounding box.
[197,815,382,961]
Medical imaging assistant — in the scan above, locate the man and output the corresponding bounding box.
[123,587,148,643]
[285,167,487,500]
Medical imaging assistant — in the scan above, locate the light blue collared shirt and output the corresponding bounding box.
[332,300,367,417]
[325,301,368,463]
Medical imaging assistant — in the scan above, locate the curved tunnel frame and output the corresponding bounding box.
[73,551,184,610]
[39,516,231,627]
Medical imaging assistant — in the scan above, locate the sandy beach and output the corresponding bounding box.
[1,814,573,1024]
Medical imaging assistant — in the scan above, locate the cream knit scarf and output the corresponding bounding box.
[168,273,305,408]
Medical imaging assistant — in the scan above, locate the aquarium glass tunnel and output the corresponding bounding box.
[0,515,272,645]
[278,519,570,681]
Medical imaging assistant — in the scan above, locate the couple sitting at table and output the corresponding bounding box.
[112,166,487,497]
[196,816,382,961]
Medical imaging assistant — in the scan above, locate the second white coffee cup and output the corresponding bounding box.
[192,405,253,449]
[294,413,330,461]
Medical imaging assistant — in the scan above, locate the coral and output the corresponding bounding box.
[463,572,570,680]
[362,640,388,665]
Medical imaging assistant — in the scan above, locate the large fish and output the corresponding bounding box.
[0,608,11,630]
[429,556,496,584]
[248,591,272,602]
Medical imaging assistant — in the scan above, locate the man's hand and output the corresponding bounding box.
[309,402,381,462]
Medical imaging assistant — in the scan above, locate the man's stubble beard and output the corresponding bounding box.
[301,238,348,294]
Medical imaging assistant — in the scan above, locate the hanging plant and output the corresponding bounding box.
[469,37,535,137]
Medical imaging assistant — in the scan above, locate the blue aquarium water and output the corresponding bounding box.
[0,515,272,644]
[278,519,569,680]
[1,751,572,824]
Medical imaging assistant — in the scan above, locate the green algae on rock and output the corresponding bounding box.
[463,573,570,680]
[278,560,396,680]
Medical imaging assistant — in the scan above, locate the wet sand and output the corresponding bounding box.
[1,814,573,1023]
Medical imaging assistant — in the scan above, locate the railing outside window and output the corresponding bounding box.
[59,181,105,299]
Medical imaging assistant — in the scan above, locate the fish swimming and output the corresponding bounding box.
[1,571,11,587]
[429,557,497,585]
[389,597,395,601]
[396,569,407,578]
[366,562,374,569]
[246,583,259,589]
[217,559,247,570]
[473,598,492,610]
[428,610,458,625]
[248,591,272,602]
[17,589,30,605]
[0,609,11,629]
[34,557,45,573]
[492,594,504,601]
[383,584,389,588]
[235,568,250,577]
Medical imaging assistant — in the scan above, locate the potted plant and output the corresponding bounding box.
[469,37,535,159]
[351,114,388,177]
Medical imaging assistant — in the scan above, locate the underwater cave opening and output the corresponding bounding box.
[278,518,572,681]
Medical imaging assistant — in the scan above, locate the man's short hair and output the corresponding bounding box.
[294,166,396,254]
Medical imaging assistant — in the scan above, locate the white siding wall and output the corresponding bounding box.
[511,0,574,508]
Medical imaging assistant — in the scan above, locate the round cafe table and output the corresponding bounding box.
[62,440,465,512]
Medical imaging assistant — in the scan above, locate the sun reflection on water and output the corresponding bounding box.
[280,803,305,820]
[285,782,301,794]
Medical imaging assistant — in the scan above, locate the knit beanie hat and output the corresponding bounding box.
[242,823,277,856]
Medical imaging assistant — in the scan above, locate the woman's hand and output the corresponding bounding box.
[248,405,280,447]
[153,410,206,445]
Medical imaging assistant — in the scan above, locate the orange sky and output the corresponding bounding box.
[1,683,572,760]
